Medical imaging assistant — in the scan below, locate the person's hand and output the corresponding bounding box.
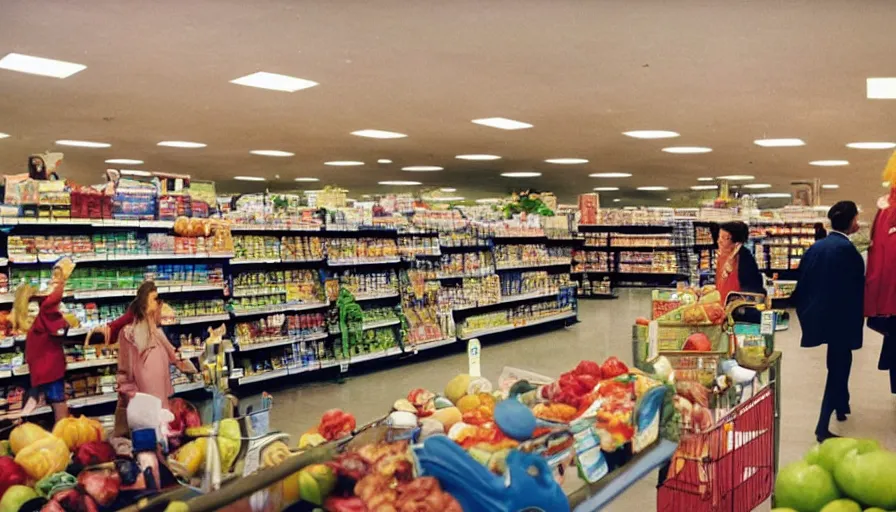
[177,359,198,375]
[84,325,111,346]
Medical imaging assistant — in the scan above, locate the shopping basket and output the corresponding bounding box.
[657,386,776,512]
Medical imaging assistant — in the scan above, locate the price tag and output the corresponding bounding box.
[339,361,349,373]
[467,339,481,377]
[647,320,659,362]
[760,310,775,335]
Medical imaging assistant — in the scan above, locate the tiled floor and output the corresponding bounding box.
[252,289,896,511]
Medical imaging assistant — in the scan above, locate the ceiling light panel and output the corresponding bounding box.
[230,72,318,92]
[402,166,443,172]
[589,172,632,178]
[612,199,621,203]
[697,177,714,182]
[637,186,669,191]
[717,175,755,180]
[846,142,896,149]
[234,176,266,181]
[377,159,393,164]
[455,154,501,161]
[867,78,896,99]
[623,130,679,139]
[158,141,206,148]
[809,160,849,166]
[351,129,408,139]
[743,183,772,189]
[691,185,719,190]
[325,161,364,166]
[822,184,840,189]
[105,158,143,165]
[0,133,9,139]
[754,193,792,198]
[471,117,533,130]
[56,140,110,148]
[662,146,712,154]
[294,177,320,182]
[501,172,541,178]
[544,158,588,164]
[120,169,151,176]
[0,53,86,78]
[440,188,457,192]
[250,150,294,157]
[379,180,421,186]
[593,187,620,191]
[753,138,805,147]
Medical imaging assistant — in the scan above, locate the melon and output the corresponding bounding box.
[775,460,840,512]
[445,374,471,404]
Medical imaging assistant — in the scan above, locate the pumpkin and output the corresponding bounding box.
[52,415,105,450]
[9,423,50,454]
[14,435,70,480]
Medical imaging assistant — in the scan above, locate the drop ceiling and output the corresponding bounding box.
[0,0,894,207]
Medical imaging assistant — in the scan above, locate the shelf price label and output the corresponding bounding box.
[339,361,349,373]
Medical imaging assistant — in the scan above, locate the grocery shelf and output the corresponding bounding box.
[69,392,118,409]
[495,260,572,271]
[0,218,176,229]
[353,291,400,302]
[330,318,400,334]
[178,348,206,359]
[458,311,577,340]
[349,346,403,364]
[66,358,117,370]
[166,313,230,326]
[237,368,289,385]
[173,382,206,394]
[236,331,328,352]
[230,224,322,232]
[231,288,287,298]
[327,257,401,266]
[230,257,325,265]
[499,288,571,304]
[10,252,234,264]
[70,284,225,301]
[230,301,330,317]
[433,272,495,280]
[411,337,457,351]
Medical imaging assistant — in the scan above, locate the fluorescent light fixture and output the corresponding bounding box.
[666,198,672,202]
[471,117,533,130]
[476,198,502,204]
[691,185,719,191]
[612,198,621,203]
[324,161,364,166]
[234,176,266,182]
[717,175,755,180]
[158,141,206,148]
[105,158,143,165]
[377,159,392,164]
[351,129,408,139]
[0,53,86,78]
[637,186,669,191]
[753,193,792,199]
[379,180,421,186]
[250,150,294,157]
[743,183,772,189]
[402,166,443,172]
[0,133,9,139]
[119,169,151,177]
[440,187,457,192]
[822,184,840,189]
[55,140,110,148]
[809,160,849,166]
[697,177,714,182]
[456,154,501,161]
[545,158,588,164]
[593,187,619,191]
[867,78,896,99]
[294,177,320,182]
[230,71,318,92]
[753,138,805,147]
[623,130,679,139]
[662,146,712,154]
[589,172,632,178]
[500,172,541,178]
[846,141,896,149]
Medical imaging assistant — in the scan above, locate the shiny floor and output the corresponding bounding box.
[253,289,896,511]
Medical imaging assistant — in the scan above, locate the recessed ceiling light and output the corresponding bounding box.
[476,198,502,204]
[294,177,320,182]
[809,160,849,166]
[662,146,712,154]
[846,142,896,149]
[158,141,206,148]
[593,187,619,191]
[0,133,9,139]
[324,161,364,166]
[589,172,632,178]
[351,129,408,139]
[697,177,714,182]
[455,154,501,161]
[377,159,393,164]
[104,158,143,165]
[0,53,86,78]
[500,172,541,178]
[717,175,755,180]
[230,71,318,92]
[637,186,669,191]
[234,176,266,182]
[402,166,443,172]
[753,193,792,199]
[623,130,680,139]
[55,140,110,148]
[867,78,896,99]
[544,158,588,164]
[691,185,719,190]
[250,150,294,157]
[753,138,805,147]
[822,184,840,189]
[379,180,421,186]
[612,198,621,203]
[471,117,533,130]
[743,183,772,189]
[440,187,457,192]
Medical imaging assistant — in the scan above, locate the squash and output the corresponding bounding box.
[14,435,70,480]
[9,423,50,454]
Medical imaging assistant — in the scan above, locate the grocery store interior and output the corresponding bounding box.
[1,1,896,511]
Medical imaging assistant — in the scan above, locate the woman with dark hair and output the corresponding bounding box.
[716,221,765,300]
[814,222,828,242]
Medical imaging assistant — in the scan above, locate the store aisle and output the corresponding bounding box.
[260,290,896,510]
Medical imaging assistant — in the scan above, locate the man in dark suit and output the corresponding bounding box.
[795,201,864,442]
